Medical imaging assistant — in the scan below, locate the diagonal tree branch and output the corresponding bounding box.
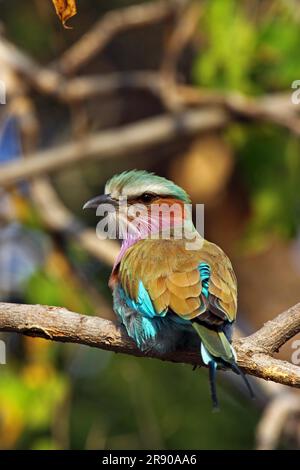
[56,0,188,74]
[0,108,228,188]
[0,302,299,388]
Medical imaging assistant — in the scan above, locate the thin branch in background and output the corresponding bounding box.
[0,37,62,96]
[256,392,300,449]
[1,51,119,268]
[167,84,300,135]
[0,36,299,133]
[56,0,188,74]
[28,178,119,267]
[161,0,202,87]
[0,108,229,188]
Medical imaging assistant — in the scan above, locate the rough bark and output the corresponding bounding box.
[0,302,299,387]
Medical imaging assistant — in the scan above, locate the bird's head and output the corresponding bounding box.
[83,170,193,241]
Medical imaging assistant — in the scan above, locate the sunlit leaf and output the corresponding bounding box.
[52,0,77,28]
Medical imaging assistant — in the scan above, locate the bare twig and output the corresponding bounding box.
[0,108,229,187]
[0,36,62,96]
[256,392,300,449]
[58,72,166,102]
[161,1,201,84]
[235,303,300,386]
[238,303,300,355]
[29,178,119,267]
[0,302,299,387]
[0,56,119,268]
[1,35,299,134]
[56,0,188,74]
[169,85,300,135]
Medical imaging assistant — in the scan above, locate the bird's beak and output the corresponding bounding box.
[83,194,116,210]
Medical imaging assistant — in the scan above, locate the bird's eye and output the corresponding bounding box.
[140,193,155,203]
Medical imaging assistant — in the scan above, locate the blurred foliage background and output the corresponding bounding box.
[0,0,300,450]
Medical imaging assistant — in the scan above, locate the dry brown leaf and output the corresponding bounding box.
[52,0,77,28]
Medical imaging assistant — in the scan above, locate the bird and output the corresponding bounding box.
[83,169,253,408]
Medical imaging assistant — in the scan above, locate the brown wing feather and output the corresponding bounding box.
[197,241,237,322]
[118,238,237,323]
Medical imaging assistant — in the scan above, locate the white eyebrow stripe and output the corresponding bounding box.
[104,172,190,203]
[121,184,172,198]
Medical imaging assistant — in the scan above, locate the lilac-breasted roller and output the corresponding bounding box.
[84,170,253,408]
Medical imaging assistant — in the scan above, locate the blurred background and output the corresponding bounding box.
[0,0,300,450]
